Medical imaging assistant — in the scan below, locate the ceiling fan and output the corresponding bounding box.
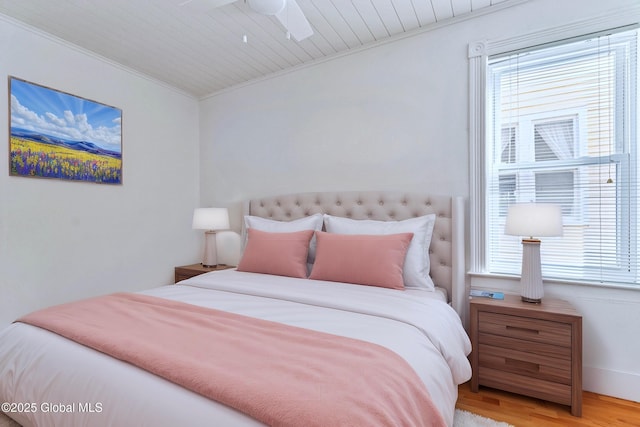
[179,0,313,41]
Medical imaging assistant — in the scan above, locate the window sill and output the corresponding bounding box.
[468,271,640,292]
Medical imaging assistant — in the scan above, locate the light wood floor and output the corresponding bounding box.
[457,381,640,427]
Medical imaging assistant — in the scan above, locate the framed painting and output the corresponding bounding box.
[9,76,122,184]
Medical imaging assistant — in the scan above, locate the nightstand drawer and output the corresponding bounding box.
[478,366,572,406]
[479,343,571,384]
[175,273,196,282]
[479,332,571,360]
[479,312,572,347]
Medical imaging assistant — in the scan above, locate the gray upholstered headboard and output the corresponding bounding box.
[242,191,466,321]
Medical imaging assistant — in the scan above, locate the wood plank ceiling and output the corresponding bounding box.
[0,0,516,98]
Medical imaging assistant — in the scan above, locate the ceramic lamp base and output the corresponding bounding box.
[520,239,543,304]
[202,230,219,268]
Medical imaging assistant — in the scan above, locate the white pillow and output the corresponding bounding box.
[323,214,437,290]
[244,213,324,264]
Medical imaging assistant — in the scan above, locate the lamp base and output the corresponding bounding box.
[520,238,544,303]
[202,230,219,268]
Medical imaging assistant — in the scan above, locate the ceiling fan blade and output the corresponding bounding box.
[178,0,235,12]
[247,0,286,15]
[275,0,313,41]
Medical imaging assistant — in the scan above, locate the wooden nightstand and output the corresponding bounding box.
[174,263,233,283]
[470,294,582,416]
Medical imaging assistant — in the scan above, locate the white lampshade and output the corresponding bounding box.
[192,208,230,231]
[505,203,563,238]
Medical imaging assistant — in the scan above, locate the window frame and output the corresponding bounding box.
[468,13,639,287]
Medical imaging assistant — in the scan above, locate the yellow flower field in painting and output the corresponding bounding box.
[10,137,122,184]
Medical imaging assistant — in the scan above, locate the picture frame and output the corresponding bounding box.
[8,76,122,184]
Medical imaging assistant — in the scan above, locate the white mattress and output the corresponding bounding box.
[0,269,471,427]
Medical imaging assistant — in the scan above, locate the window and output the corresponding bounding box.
[496,114,581,218]
[484,28,638,285]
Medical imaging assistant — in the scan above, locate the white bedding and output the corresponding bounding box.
[0,269,471,427]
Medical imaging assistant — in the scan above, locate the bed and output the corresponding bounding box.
[0,191,472,427]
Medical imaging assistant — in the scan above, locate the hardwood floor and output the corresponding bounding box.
[457,381,640,426]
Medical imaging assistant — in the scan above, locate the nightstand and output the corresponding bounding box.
[470,294,582,416]
[174,263,233,283]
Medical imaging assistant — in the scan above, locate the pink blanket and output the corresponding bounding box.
[18,292,446,427]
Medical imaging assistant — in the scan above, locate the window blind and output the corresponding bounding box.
[486,28,638,285]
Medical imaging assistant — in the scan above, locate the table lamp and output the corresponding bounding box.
[192,207,230,267]
[505,203,563,303]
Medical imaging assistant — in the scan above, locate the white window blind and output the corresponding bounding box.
[486,28,639,285]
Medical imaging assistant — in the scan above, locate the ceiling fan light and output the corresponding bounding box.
[247,0,286,15]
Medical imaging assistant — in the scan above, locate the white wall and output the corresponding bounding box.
[198,22,471,207]
[0,16,202,326]
[199,0,640,402]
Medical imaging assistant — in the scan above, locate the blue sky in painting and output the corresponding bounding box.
[10,78,122,153]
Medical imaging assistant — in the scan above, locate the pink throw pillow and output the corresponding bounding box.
[309,231,414,290]
[237,229,314,278]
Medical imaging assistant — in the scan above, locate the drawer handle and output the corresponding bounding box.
[505,358,540,372]
[505,325,540,335]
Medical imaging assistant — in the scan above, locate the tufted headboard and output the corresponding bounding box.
[242,191,466,321]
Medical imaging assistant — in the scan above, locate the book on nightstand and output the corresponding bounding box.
[469,290,504,300]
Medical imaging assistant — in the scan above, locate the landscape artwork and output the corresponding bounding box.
[9,77,122,184]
